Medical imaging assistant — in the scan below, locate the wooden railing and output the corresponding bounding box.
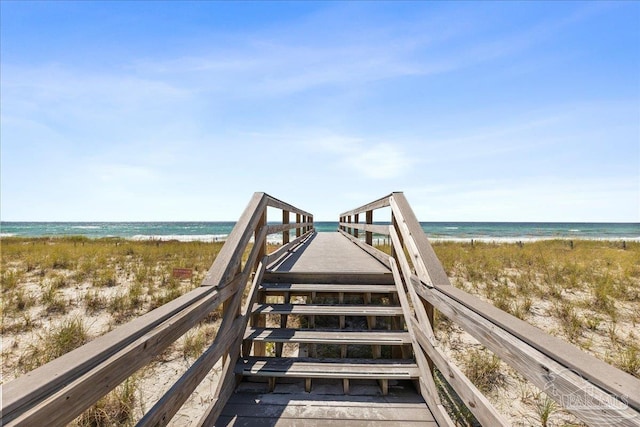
[339,192,640,427]
[1,193,313,427]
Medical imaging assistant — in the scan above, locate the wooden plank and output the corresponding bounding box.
[0,282,223,424]
[200,192,267,289]
[216,418,435,427]
[259,283,397,294]
[434,283,640,413]
[269,233,389,274]
[338,222,390,235]
[265,222,313,235]
[196,260,271,427]
[220,403,434,421]
[252,304,404,316]
[389,258,455,427]
[340,194,392,217]
[339,230,391,269]
[265,195,313,218]
[265,230,314,266]
[411,318,509,426]
[138,257,268,427]
[137,316,244,427]
[5,278,242,427]
[235,357,420,379]
[263,272,394,285]
[389,193,451,289]
[414,281,640,425]
[282,210,290,245]
[244,328,411,345]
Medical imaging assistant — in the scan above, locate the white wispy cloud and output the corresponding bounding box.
[408,176,639,222]
[306,134,415,180]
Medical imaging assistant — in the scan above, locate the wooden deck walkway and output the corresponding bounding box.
[4,192,638,427]
[219,231,436,426]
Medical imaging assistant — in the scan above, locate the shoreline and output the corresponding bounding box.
[2,232,639,244]
[2,233,638,426]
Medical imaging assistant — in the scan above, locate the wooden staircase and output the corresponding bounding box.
[4,192,638,427]
[237,270,417,396]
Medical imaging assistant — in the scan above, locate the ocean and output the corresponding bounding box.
[1,221,638,243]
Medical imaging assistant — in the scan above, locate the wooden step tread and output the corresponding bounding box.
[235,357,420,379]
[252,304,403,316]
[263,272,394,285]
[259,283,397,294]
[244,328,411,345]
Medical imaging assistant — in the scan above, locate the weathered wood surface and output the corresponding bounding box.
[262,271,394,285]
[340,194,391,217]
[216,390,436,426]
[414,278,640,426]
[265,222,313,235]
[259,282,397,294]
[338,222,390,235]
[244,328,411,345]
[338,229,392,268]
[0,284,218,423]
[269,232,388,274]
[411,318,510,426]
[235,357,420,379]
[252,303,404,316]
[435,284,640,413]
[5,280,241,426]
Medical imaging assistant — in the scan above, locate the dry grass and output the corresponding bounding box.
[0,236,280,425]
[1,237,227,425]
[378,239,639,426]
[3,237,638,426]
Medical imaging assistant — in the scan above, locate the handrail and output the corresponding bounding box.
[0,192,314,427]
[340,193,640,427]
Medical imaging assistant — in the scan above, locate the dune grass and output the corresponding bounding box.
[2,236,638,426]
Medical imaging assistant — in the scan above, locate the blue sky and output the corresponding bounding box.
[1,1,638,222]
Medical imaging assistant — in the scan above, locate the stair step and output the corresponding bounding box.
[235,357,419,380]
[244,328,411,345]
[262,271,394,285]
[252,303,403,317]
[259,283,397,294]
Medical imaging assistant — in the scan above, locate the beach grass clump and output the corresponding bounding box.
[182,321,218,360]
[41,282,69,314]
[551,301,584,341]
[462,347,506,394]
[93,268,117,288]
[609,342,640,377]
[1,269,22,293]
[73,376,139,427]
[19,317,89,373]
[84,290,107,313]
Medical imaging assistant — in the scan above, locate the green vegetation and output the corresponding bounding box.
[379,239,639,425]
[72,376,140,427]
[2,236,638,425]
[462,347,506,394]
[18,317,89,373]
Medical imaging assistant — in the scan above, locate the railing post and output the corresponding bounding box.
[366,210,373,245]
[282,211,290,245]
[391,213,402,259]
[255,208,267,270]
[296,213,301,237]
[354,213,359,239]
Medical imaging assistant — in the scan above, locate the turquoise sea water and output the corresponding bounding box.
[1,221,638,242]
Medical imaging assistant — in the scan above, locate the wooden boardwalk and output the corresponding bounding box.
[3,192,638,427]
[220,231,436,425]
